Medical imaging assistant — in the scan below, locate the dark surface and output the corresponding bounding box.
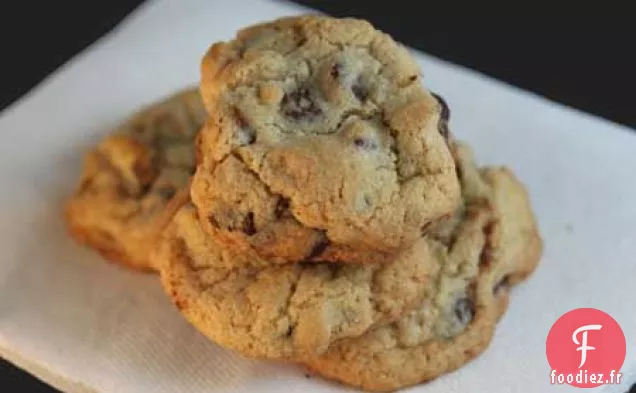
[1,1,635,128]
[0,0,634,391]
[0,360,60,392]
[0,2,141,112]
[293,1,636,129]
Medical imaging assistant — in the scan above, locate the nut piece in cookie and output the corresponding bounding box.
[193,15,461,264]
[64,88,207,271]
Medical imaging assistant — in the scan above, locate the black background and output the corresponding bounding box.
[0,0,634,391]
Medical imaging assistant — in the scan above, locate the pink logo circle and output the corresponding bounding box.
[546,308,626,388]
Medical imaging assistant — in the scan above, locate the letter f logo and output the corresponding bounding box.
[572,324,602,368]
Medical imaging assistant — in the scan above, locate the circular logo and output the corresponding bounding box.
[546,308,626,388]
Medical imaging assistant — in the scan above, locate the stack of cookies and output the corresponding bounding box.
[66,16,542,392]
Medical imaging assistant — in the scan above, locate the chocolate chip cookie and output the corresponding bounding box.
[303,141,542,391]
[156,202,437,360]
[64,88,206,270]
[192,16,460,264]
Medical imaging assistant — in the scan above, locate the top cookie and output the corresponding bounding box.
[192,16,460,264]
[64,88,206,270]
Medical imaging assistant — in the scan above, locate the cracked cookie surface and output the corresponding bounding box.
[303,141,543,391]
[65,88,206,270]
[156,202,437,360]
[193,15,460,264]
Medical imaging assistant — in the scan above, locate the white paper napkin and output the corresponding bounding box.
[0,0,634,392]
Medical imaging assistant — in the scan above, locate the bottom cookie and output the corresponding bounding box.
[157,203,437,360]
[303,143,542,392]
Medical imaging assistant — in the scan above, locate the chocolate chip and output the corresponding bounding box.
[307,236,330,259]
[234,108,248,129]
[275,197,290,218]
[236,128,256,145]
[479,248,493,269]
[293,24,307,47]
[208,214,222,229]
[431,92,451,140]
[133,160,152,182]
[285,325,294,337]
[420,221,433,235]
[408,75,418,82]
[479,221,496,269]
[131,124,143,133]
[494,275,511,295]
[155,186,176,200]
[454,297,475,325]
[438,122,450,141]
[352,79,369,102]
[353,137,377,150]
[78,178,93,194]
[330,63,342,79]
[95,228,116,243]
[195,132,204,165]
[389,142,399,158]
[304,261,341,276]
[454,160,464,181]
[431,92,450,122]
[281,87,322,120]
[363,195,372,207]
[138,182,153,197]
[242,212,256,235]
[237,45,247,58]
[326,262,340,276]
[174,298,187,311]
